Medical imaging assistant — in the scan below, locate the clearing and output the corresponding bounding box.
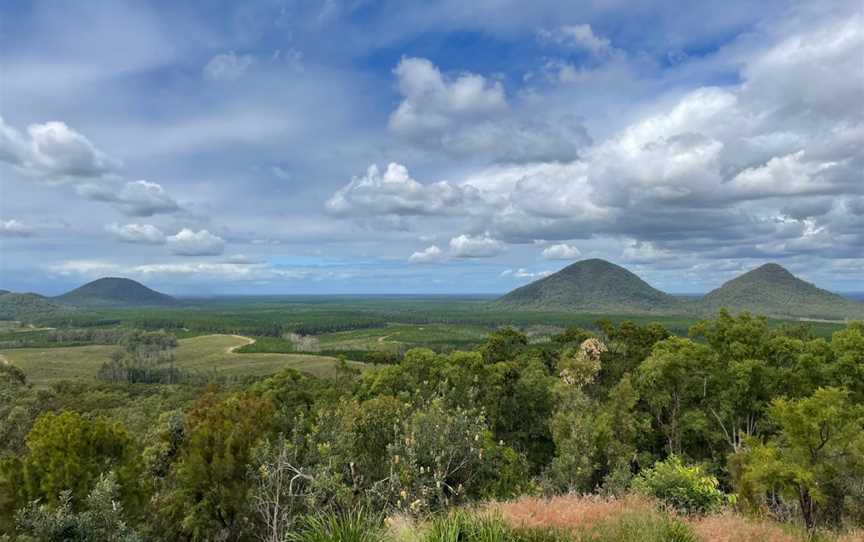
[0,334,359,386]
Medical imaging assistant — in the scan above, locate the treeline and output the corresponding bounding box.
[97,331,182,385]
[0,311,862,540]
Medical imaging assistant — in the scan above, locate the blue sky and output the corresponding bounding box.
[1,0,862,295]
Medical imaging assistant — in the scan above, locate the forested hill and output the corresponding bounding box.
[54,277,177,307]
[492,259,683,313]
[0,292,67,320]
[701,263,864,320]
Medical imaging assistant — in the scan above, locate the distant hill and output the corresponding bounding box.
[493,259,683,313]
[54,277,177,307]
[0,292,68,320]
[700,263,864,321]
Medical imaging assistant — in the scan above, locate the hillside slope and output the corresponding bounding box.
[54,277,176,307]
[0,292,68,320]
[493,259,683,313]
[700,263,864,320]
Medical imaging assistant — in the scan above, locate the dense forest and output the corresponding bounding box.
[0,310,862,541]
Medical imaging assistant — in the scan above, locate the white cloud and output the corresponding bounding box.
[542,243,581,260]
[166,229,225,256]
[78,180,181,216]
[389,57,507,140]
[203,51,255,81]
[501,268,552,279]
[538,24,615,56]
[326,162,476,218]
[105,223,165,244]
[409,245,446,264]
[387,57,589,162]
[449,233,505,258]
[0,117,118,178]
[0,219,33,237]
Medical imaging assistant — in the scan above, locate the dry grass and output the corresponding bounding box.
[688,513,802,542]
[486,495,857,542]
[487,494,658,531]
[837,531,864,542]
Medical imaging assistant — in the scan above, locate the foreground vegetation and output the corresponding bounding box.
[0,310,862,540]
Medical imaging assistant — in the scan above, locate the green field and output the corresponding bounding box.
[0,334,359,386]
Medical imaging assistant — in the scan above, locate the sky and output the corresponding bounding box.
[0,0,862,296]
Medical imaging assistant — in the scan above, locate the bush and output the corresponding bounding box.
[633,456,729,514]
[286,508,386,542]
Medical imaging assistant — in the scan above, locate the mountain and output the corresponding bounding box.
[493,259,683,313]
[54,277,177,307]
[700,263,864,320]
[0,291,68,320]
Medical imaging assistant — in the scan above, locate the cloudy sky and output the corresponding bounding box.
[0,0,861,295]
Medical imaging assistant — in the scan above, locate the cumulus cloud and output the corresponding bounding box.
[389,57,507,139]
[0,117,118,178]
[409,245,446,264]
[0,219,33,237]
[387,57,589,163]
[326,162,477,218]
[542,243,581,260]
[203,51,255,81]
[105,223,165,244]
[449,234,505,258]
[78,180,181,216]
[166,229,225,256]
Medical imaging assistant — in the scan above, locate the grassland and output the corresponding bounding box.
[0,334,359,386]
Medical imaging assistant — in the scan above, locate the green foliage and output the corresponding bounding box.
[422,511,569,542]
[286,508,386,542]
[383,399,521,513]
[574,509,698,542]
[479,327,528,364]
[735,387,864,530]
[633,455,730,514]
[11,411,138,512]
[15,471,142,542]
[155,390,275,541]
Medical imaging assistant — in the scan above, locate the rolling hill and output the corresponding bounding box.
[493,259,683,313]
[0,291,68,320]
[54,277,177,307]
[700,263,864,321]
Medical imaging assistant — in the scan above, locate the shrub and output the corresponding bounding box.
[633,456,730,514]
[286,508,386,542]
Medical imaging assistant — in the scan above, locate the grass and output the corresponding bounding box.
[0,334,362,386]
[318,323,494,350]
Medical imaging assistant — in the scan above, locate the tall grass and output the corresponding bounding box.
[286,508,387,542]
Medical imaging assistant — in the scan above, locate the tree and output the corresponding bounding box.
[157,391,274,541]
[736,387,864,531]
[480,327,528,364]
[636,338,712,456]
[15,411,137,511]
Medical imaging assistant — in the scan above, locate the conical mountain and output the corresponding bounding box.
[55,277,176,307]
[494,259,682,313]
[700,263,864,320]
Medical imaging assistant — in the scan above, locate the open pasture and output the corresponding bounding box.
[0,334,358,386]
